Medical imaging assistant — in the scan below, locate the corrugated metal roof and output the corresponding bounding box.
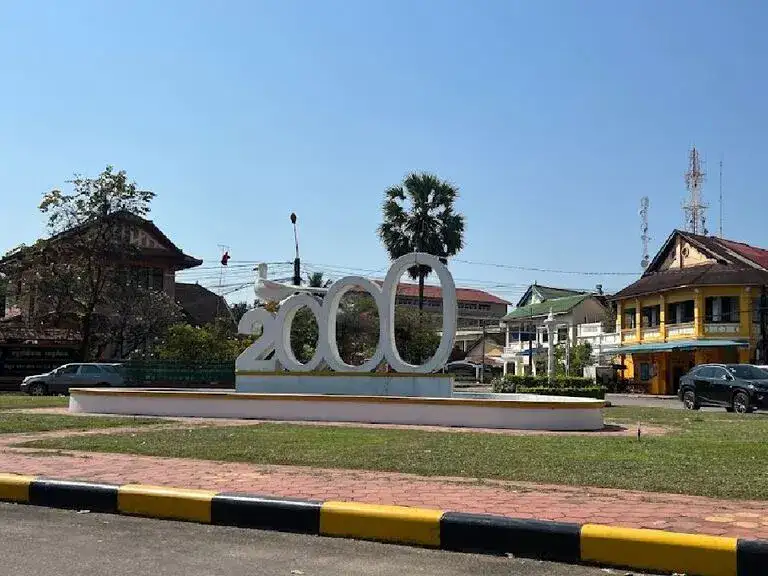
[502,294,590,321]
[615,339,749,354]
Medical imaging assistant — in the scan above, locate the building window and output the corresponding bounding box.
[639,363,651,382]
[667,300,694,324]
[478,303,491,311]
[641,305,661,328]
[705,296,739,323]
[623,307,636,329]
[557,327,568,342]
[541,329,548,343]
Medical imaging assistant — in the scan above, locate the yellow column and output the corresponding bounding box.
[740,287,752,339]
[694,289,704,338]
[616,301,622,335]
[635,299,642,341]
[660,295,667,341]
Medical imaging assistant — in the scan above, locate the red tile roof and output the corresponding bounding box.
[363,281,510,305]
[718,238,768,270]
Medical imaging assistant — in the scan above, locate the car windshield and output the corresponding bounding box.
[726,365,768,380]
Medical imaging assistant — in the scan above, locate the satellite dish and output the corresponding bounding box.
[641,257,649,269]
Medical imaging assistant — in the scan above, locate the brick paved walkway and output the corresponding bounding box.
[2,421,768,540]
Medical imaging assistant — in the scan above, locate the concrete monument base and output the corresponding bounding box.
[235,372,453,398]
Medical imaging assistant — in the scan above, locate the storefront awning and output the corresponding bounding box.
[614,339,749,355]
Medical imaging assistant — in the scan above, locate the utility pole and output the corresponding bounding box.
[290,213,301,286]
[761,285,768,363]
[480,324,486,384]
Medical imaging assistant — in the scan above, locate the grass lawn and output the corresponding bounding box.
[0,413,161,434]
[17,406,768,500]
[0,394,69,411]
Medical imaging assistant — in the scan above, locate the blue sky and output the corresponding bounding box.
[2,0,767,304]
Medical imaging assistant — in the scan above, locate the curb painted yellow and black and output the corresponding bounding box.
[1,473,765,576]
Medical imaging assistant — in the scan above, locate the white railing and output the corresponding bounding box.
[641,327,661,339]
[705,323,740,335]
[577,322,603,337]
[622,328,638,340]
[667,322,695,337]
[578,332,620,357]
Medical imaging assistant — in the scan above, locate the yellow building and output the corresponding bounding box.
[611,230,768,395]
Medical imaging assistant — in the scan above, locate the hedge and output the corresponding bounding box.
[516,386,606,400]
[491,374,594,393]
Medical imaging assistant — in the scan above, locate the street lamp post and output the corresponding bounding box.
[290,213,300,286]
[543,309,556,385]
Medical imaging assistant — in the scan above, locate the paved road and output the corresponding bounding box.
[0,503,647,576]
[606,393,681,409]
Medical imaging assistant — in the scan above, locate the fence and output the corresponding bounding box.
[122,360,235,388]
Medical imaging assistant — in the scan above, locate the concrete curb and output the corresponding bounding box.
[1,472,766,576]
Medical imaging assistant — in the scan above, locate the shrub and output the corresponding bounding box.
[516,386,606,400]
[492,374,594,393]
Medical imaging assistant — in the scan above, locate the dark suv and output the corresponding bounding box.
[678,363,768,413]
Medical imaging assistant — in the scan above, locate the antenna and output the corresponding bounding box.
[682,146,709,235]
[718,158,723,238]
[640,196,650,270]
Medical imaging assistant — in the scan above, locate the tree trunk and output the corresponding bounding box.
[418,270,425,311]
[79,314,92,361]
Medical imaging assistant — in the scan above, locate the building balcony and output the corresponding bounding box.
[576,322,602,337]
[666,322,695,338]
[621,328,638,341]
[704,322,741,336]
[502,341,543,359]
[641,326,662,340]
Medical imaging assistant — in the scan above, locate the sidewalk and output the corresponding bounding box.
[2,426,768,540]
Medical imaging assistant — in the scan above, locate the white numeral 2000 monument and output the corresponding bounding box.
[235,252,458,397]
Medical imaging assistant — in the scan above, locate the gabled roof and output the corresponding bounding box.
[354,281,510,306]
[612,229,768,300]
[502,294,591,321]
[515,283,587,308]
[175,282,232,327]
[1,210,202,271]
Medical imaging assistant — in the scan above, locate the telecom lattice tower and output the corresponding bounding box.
[640,196,650,270]
[682,146,709,235]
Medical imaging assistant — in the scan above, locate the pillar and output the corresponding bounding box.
[694,289,704,338]
[635,299,641,341]
[503,361,508,377]
[660,294,667,341]
[616,301,623,335]
[740,287,752,339]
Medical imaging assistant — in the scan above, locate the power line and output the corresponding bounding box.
[451,258,639,277]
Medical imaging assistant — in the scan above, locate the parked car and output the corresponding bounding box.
[20,363,125,396]
[678,363,768,413]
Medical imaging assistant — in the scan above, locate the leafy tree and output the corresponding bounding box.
[2,166,172,359]
[378,172,465,310]
[154,323,253,363]
[101,284,181,359]
[601,300,617,334]
[392,307,441,365]
[231,302,251,324]
[554,341,593,377]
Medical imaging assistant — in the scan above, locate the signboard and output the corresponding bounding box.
[0,345,78,378]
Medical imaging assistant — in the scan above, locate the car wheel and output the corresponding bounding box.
[733,391,752,414]
[683,390,699,410]
[28,382,48,396]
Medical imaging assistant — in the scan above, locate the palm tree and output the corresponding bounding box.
[378,172,465,310]
[307,271,331,288]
